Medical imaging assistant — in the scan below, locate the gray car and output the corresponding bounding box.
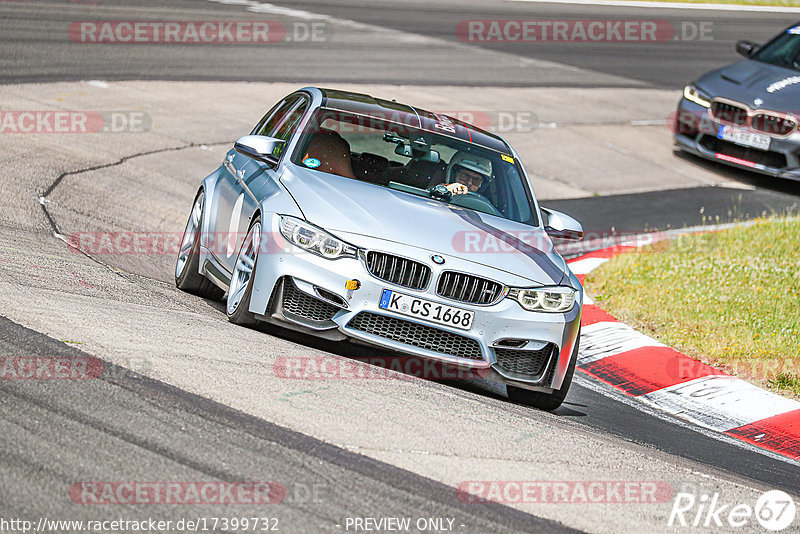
[675,22,800,180]
[175,87,584,410]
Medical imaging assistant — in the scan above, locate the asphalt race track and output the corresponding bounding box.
[0,1,798,533]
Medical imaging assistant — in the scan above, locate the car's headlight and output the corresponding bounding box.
[508,287,577,313]
[279,215,357,260]
[683,84,711,108]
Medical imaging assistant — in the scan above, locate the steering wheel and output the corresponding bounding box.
[451,191,503,217]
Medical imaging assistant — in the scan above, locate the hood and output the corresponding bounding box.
[280,166,568,286]
[696,59,800,112]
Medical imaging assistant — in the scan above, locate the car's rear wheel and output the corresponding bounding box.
[175,191,224,300]
[226,216,261,326]
[507,332,579,411]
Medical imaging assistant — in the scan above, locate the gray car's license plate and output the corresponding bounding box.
[717,125,771,151]
[379,289,473,331]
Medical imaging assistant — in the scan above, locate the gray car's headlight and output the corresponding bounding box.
[508,287,577,313]
[683,84,711,108]
[279,215,357,260]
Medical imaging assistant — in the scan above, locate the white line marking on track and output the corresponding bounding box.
[642,375,800,432]
[568,256,609,274]
[574,373,800,466]
[205,0,591,71]
[579,321,664,365]
[630,119,667,126]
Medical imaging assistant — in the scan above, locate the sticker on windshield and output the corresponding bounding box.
[303,158,321,168]
[788,25,800,35]
[501,154,515,164]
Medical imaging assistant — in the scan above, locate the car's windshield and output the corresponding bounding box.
[752,26,800,71]
[291,108,538,226]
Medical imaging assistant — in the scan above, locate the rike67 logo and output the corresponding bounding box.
[669,490,796,531]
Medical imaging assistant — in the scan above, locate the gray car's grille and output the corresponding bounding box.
[752,113,797,136]
[366,252,430,290]
[495,344,553,377]
[347,312,482,360]
[711,101,748,126]
[282,278,341,322]
[436,271,504,305]
[699,135,787,168]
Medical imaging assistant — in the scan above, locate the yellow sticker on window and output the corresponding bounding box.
[501,154,515,164]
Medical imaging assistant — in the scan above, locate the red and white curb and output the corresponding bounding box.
[567,243,800,462]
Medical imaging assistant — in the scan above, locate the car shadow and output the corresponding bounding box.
[673,149,800,197]
[200,295,588,416]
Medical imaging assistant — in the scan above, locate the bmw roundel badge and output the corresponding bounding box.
[431,254,445,265]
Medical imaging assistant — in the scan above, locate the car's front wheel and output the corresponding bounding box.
[226,215,261,326]
[175,190,224,300]
[507,332,579,411]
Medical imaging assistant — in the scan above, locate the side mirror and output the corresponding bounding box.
[735,40,759,58]
[541,207,583,241]
[234,135,284,167]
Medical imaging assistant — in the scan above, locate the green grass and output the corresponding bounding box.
[585,218,800,398]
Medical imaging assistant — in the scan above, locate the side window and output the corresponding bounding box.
[251,95,301,137]
[273,100,308,142]
[503,165,533,223]
[270,99,309,158]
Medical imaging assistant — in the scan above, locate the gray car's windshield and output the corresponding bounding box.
[752,27,800,70]
[292,109,538,226]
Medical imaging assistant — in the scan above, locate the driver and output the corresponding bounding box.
[443,151,492,195]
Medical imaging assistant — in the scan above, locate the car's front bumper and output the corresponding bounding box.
[247,213,582,393]
[673,97,800,181]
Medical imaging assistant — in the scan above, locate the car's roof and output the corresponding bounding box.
[317,87,512,154]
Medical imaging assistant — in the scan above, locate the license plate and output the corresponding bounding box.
[718,125,771,151]
[379,289,474,331]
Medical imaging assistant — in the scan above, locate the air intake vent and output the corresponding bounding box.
[347,312,482,360]
[494,344,554,377]
[366,252,430,290]
[282,278,341,322]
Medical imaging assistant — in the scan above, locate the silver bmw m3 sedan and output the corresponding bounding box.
[175,87,584,410]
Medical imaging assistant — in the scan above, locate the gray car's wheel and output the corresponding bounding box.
[226,215,261,326]
[507,330,579,411]
[175,191,224,300]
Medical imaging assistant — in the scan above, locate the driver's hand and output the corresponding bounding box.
[445,183,468,195]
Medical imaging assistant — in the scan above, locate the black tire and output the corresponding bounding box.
[507,331,580,411]
[175,190,225,300]
[226,215,261,327]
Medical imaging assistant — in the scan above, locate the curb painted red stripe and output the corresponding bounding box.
[725,409,800,460]
[569,243,800,461]
[580,304,617,327]
[579,346,728,396]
